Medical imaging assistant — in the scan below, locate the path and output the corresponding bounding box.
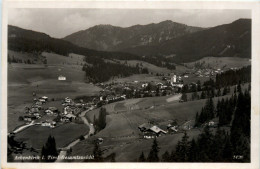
[9,121,35,135]
[56,107,95,162]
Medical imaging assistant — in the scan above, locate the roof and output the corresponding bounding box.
[65,114,76,118]
[48,107,58,111]
[138,123,153,130]
[149,126,167,134]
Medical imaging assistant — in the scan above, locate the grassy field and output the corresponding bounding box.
[106,74,164,84]
[42,52,89,66]
[15,123,89,150]
[76,86,249,162]
[184,57,251,69]
[8,62,101,132]
[116,60,190,75]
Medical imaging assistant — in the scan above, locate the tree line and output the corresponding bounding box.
[83,60,147,83]
[93,107,107,132]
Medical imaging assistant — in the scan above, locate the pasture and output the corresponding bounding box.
[106,74,163,84]
[15,123,89,150]
[42,52,88,66]
[8,63,101,131]
[184,56,251,70]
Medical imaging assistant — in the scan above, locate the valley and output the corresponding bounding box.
[7,17,251,163]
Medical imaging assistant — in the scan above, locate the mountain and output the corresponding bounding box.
[8,25,138,60]
[120,19,251,63]
[63,20,204,51]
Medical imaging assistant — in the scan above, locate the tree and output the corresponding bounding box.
[222,135,233,162]
[41,135,58,162]
[147,138,160,162]
[95,107,107,131]
[197,126,213,162]
[181,92,188,102]
[174,132,189,161]
[93,142,103,162]
[188,138,198,162]
[200,91,206,99]
[138,151,146,162]
[161,151,171,162]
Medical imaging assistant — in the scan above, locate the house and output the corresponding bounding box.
[48,107,58,112]
[58,75,66,81]
[141,83,148,88]
[35,101,43,106]
[143,132,156,139]
[45,109,54,115]
[169,126,178,133]
[33,113,41,119]
[41,96,48,101]
[30,107,39,113]
[148,126,167,136]
[41,121,51,127]
[64,97,73,104]
[38,99,46,104]
[138,123,153,132]
[65,114,76,121]
[24,115,36,122]
[96,138,103,144]
[64,106,73,115]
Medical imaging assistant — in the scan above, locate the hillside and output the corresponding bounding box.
[63,20,204,51]
[121,19,251,63]
[8,25,139,60]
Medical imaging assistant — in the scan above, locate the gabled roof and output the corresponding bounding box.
[138,123,153,129]
[149,125,167,134]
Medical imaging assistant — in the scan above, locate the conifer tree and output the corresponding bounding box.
[93,142,103,162]
[138,151,146,162]
[147,138,160,162]
[161,151,171,162]
[41,135,58,162]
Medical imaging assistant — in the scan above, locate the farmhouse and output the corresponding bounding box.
[41,96,48,101]
[23,115,36,122]
[45,109,54,115]
[64,113,76,121]
[138,123,153,132]
[58,75,66,80]
[64,97,73,104]
[64,106,72,115]
[30,107,39,113]
[148,126,167,136]
[143,132,156,139]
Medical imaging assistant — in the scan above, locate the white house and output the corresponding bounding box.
[58,75,66,81]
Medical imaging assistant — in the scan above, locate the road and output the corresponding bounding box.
[56,107,95,162]
[9,121,35,135]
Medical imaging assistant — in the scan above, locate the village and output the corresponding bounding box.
[13,69,221,137]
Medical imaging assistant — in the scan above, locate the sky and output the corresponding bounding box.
[8,8,251,38]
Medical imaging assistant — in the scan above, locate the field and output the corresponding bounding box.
[72,95,216,161]
[184,56,251,69]
[116,60,189,75]
[106,74,164,84]
[42,52,90,66]
[15,123,89,150]
[72,82,250,162]
[8,60,101,132]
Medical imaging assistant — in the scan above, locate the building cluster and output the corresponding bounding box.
[138,122,179,139]
[21,95,87,128]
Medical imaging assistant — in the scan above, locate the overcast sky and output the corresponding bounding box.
[8,8,251,38]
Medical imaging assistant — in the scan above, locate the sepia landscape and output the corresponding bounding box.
[7,9,251,162]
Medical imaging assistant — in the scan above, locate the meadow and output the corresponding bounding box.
[15,123,89,150]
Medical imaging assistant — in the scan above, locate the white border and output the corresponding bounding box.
[1,1,260,169]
